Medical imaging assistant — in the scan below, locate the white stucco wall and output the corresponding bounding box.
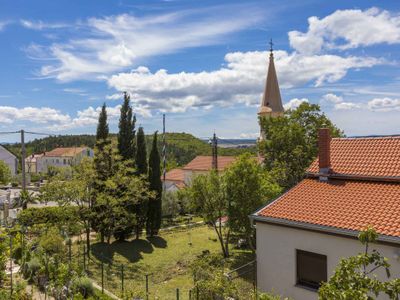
[0,146,17,176]
[256,222,400,300]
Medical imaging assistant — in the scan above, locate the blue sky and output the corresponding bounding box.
[0,0,400,142]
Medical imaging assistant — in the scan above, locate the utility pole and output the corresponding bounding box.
[20,130,26,191]
[211,133,218,171]
[162,114,166,191]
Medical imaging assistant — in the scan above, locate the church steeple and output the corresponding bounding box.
[258,39,284,140]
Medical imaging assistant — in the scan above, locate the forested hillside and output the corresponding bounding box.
[7,132,255,169]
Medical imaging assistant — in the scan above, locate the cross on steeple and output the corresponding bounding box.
[269,38,273,54]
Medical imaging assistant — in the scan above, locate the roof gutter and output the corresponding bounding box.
[250,214,400,245]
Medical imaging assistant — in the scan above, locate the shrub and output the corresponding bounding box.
[22,257,41,281]
[72,276,94,298]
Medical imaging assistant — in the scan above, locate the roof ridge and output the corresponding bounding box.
[332,135,400,140]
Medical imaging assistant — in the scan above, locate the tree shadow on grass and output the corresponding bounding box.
[147,236,167,248]
[91,239,154,263]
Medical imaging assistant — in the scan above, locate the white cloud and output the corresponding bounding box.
[31,6,263,81]
[367,97,400,112]
[289,8,400,54]
[283,98,309,110]
[0,103,151,131]
[322,93,360,110]
[20,19,68,30]
[107,50,382,113]
[0,106,70,124]
[0,21,9,31]
[105,93,123,100]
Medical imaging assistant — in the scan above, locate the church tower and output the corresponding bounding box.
[258,40,284,140]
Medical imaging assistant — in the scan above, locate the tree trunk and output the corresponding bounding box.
[213,223,228,258]
[86,226,91,258]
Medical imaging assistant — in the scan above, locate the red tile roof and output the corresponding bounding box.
[163,168,185,182]
[256,178,400,238]
[183,156,236,171]
[45,147,88,157]
[308,136,400,178]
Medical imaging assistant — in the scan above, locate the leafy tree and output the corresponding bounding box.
[259,102,343,189]
[135,127,147,175]
[186,171,230,257]
[146,132,163,237]
[38,157,95,254]
[224,154,281,250]
[0,161,11,185]
[319,227,400,300]
[117,92,136,162]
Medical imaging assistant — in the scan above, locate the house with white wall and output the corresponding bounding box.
[36,147,93,173]
[251,129,400,300]
[162,156,237,190]
[0,145,18,176]
[182,155,236,185]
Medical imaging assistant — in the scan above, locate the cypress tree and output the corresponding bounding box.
[146,132,162,236]
[134,126,148,238]
[96,103,109,141]
[135,127,147,175]
[118,92,136,162]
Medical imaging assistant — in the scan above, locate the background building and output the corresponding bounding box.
[0,145,18,176]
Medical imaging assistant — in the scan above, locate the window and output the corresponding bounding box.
[296,249,327,290]
[63,159,66,165]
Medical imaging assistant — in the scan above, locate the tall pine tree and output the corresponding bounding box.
[134,126,148,238]
[118,92,136,162]
[135,127,147,175]
[96,103,109,141]
[146,132,162,236]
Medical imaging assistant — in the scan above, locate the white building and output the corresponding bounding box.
[0,145,18,176]
[36,147,93,173]
[251,130,400,300]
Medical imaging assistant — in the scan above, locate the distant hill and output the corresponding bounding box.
[7,132,256,170]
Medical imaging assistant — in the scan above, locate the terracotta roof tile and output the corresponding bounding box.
[257,178,400,238]
[45,147,88,157]
[308,136,400,178]
[163,168,185,182]
[183,156,236,171]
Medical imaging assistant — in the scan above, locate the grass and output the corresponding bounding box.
[81,225,254,299]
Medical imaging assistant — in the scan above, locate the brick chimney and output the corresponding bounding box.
[318,128,331,176]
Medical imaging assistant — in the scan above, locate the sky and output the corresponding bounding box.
[0,0,400,142]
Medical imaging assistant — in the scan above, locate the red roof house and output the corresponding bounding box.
[252,129,400,300]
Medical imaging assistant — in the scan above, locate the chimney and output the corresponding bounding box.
[318,128,331,177]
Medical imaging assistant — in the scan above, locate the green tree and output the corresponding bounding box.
[146,132,162,237]
[117,92,136,162]
[135,127,147,175]
[224,154,281,250]
[19,189,36,210]
[96,103,109,141]
[319,227,400,300]
[0,161,11,185]
[259,103,343,189]
[134,127,148,239]
[186,171,230,257]
[39,157,95,255]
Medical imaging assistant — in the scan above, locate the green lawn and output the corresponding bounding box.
[82,225,254,300]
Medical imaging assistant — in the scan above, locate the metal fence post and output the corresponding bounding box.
[121,264,124,296]
[189,289,192,300]
[176,288,179,300]
[83,245,86,272]
[101,262,104,294]
[145,274,149,300]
